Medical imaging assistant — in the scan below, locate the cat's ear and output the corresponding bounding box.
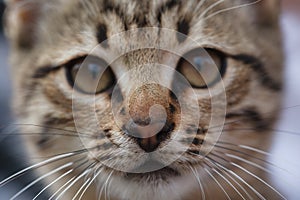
[252,0,281,27]
[4,0,42,49]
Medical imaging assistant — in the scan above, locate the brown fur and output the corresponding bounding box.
[4,0,283,199]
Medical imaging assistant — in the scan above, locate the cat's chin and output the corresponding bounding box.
[102,159,181,183]
[124,166,181,182]
[98,164,200,200]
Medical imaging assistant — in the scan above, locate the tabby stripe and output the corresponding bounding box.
[97,23,109,48]
[101,1,128,30]
[20,65,67,115]
[157,0,182,26]
[226,107,271,131]
[231,54,282,91]
[102,1,125,19]
[177,18,190,43]
[32,65,62,79]
[43,115,73,127]
[35,114,74,147]
[21,65,61,109]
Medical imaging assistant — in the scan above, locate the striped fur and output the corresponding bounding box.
[5,0,283,199]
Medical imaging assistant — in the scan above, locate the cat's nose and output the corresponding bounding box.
[125,83,176,152]
[125,119,175,152]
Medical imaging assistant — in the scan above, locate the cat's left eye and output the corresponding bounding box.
[65,56,115,94]
[177,48,226,88]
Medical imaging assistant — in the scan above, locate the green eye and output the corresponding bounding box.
[177,48,226,88]
[66,56,115,94]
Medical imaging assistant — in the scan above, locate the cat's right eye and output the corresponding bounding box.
[65,56,115,94]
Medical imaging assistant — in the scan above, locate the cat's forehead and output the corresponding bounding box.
[38,0,251,58]
[6,0,278,68]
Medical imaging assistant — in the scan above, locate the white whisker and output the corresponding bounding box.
[9,162,73,200]
[0,152,77,186]
[189,165,206,200]
[98,171,114,200]
[212,159,266,200]
[48,159,92,200]
[54,168,92,200]
[204,168,231,200]
[199,0,225,19]
[79,168,103,200]
[194,0,207,12]
[219,143,299,176]
[210,165,246,200]
[203,0,262,21]
[33,169,74,200]
[71,177,91,200]
[231,162,287,200]
[225,153,272,173]
[204,157,252,199]
[49,176,76,199]
[238,145,270,156]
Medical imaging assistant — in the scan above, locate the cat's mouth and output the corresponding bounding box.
[124,160,180,181]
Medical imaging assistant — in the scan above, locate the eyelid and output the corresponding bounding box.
[65,55,115,94]
[176,48,227,89]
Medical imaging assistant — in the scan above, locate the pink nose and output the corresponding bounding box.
[129,121,165,152]
[126,84,176,152]
[126,120,174,152]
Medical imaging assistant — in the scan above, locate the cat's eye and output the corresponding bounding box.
[177,48,226,88]
[65,56,115,94]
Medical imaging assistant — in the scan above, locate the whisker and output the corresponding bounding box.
[211,150,286,199]
[203,0,262,21]
[194,0,207,12]
[203,157,251,199]
[49,176,77,199]
[71,177,92,200]
[220,152,299,193]
[206,155,266,200]
[98,170,114,200]
[216,142,300,175]
[214,144,280,170]
[188,151,250,199]
[9,162,74,200]
[189,165,206,200]
[0,132,96,139]
[199,0,225,19]
[105,172,114,200]
[1,123,95,137]
[230,162,287,200]
[32,169,74,200]
[0,149,89,187]
[225,153,272,173]
[207,104,300,132]
[221,127,300,136]
[202,160,246,200]
[52,162,96,200]
[72,165,103,200]
[204,167,231,200]
[78,168,104,200]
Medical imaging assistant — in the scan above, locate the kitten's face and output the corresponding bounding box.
[5,0,283,199]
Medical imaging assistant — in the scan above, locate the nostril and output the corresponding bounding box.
[157,122,175,142]
[132,118,151,126]
[137,123,175,153]
[137,136,159,153]
[124,121,175,153]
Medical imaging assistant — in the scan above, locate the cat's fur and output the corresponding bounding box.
[4,0,283,199]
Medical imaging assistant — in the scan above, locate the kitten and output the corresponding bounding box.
[2,0,284,199]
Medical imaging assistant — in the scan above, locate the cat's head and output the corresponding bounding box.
[5,0,283,199]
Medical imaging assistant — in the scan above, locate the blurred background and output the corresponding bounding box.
[0,0,299,199]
